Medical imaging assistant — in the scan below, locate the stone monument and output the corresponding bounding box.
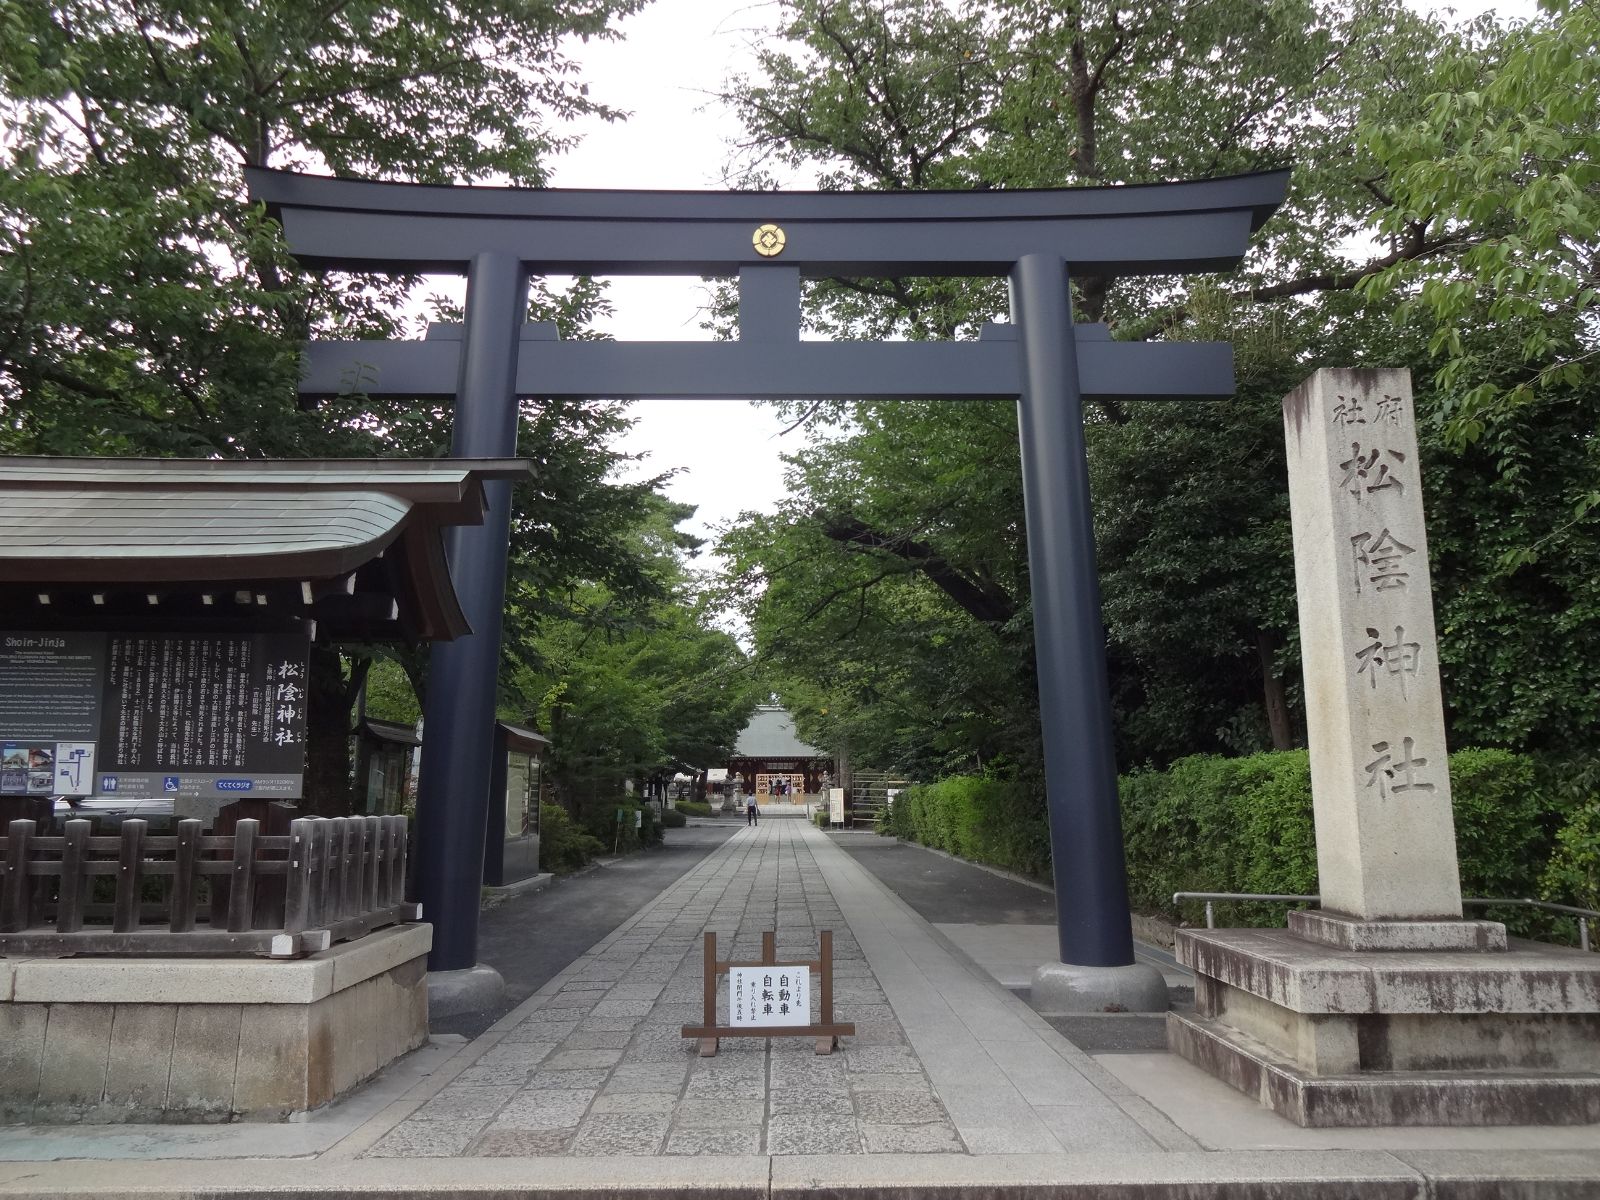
[1168,367,1600,1126]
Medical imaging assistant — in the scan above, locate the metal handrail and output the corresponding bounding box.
[1170,890,1597,952]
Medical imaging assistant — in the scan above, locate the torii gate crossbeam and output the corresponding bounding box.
[249,167,1288,1012]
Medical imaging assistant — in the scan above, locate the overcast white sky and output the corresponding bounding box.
[546,0,1539,560]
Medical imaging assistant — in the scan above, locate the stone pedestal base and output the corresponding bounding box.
[1030,960,1169,1014]
[426,961,506,1019]
[0,922,431,1124]
[1169,925,1600,1126]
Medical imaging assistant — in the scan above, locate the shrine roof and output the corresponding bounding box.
[0,456,532,642]
[732,706,826,760]
[497,722,551,755]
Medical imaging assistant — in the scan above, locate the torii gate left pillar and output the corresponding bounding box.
[252,167,1287,1014]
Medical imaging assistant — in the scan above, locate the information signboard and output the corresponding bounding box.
[0,631,310,802]
[828,787,845,826]
[729,964,811,1027]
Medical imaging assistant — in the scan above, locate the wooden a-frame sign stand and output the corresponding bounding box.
[682,930,855,1057]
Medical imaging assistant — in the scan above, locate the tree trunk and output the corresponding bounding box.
[1255,629,1294,751]
[302,643,358,817]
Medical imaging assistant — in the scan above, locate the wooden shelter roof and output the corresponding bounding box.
[0,457,531,641]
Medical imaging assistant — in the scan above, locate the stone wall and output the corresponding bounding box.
[0,923,430,1123]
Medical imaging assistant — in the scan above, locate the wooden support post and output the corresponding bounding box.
[363,816,382,911]
[311,819,332,926]
[112,819,147,933]
[818,928,836,1053]
[352,817,370,914]
[227,819,258,932]
[284,818,313,933]
[2,819,34,933]
[56,819,89,933]
[339,820,358,918]
[169,819,201,932]
[700,930,719,1056]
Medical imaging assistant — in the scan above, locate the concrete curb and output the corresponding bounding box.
[5,1148,1600,1198]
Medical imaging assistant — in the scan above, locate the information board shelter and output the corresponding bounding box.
[0,456,529,827]
[482,720,548,888]
[249,167,1288,1007]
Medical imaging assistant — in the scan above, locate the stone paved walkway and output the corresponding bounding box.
[367,821,962,1157]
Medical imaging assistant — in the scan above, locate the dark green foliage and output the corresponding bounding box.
[538,804,605,874]
[894,750,1576,931]
[573,799,661,855]
[1120,749,1566,930]
[674,801,713,818]
[660,807,687,829]
[1543,801,1600,913]
[879,773,1051,880]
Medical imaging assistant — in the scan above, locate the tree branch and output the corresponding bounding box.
[821,513,1016,628]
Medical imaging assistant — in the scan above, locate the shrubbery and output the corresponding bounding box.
[661,807,687,828]
[880,773,1051,880]
[675,800,713,817]
[887,749,1591,935]
[539,804,605,873]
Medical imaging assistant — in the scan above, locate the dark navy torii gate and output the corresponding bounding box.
[248,167,1287,1005]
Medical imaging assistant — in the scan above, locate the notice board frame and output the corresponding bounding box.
[682,929,855,1057]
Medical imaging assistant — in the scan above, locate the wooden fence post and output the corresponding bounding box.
[56,819,90,933]
[169,818,201,932]
[284,818,313,934]
[226,819,258,932]
[112,819,147,933]
[2,819,34,933]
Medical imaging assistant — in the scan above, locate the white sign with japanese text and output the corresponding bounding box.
[729,965,810,1027]
[828,788,845,825]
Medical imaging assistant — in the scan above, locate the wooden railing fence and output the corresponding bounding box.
[0,815,416,958]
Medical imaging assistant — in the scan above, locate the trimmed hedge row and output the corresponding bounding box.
[675,800,713,817]
[880,773,1052,880]
[884,749,1587,934]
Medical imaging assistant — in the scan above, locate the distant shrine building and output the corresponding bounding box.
[726,705,833,800]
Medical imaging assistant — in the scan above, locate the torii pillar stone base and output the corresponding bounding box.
[1167,369,1600,1126]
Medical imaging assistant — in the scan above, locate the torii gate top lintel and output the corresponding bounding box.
[244,166,1289,278]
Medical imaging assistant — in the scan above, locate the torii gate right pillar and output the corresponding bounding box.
[1011,254,1168,1013]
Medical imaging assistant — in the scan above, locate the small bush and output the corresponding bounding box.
[675,800,712,817]
[540,804,605,873]
[661,807,687,828]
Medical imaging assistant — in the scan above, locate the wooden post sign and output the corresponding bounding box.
[682,930,855,1057]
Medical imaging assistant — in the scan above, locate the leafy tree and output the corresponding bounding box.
[718,0,1600,782]
[510,499,761,815]
[0,0,652,813]
[1361,0,1600,560]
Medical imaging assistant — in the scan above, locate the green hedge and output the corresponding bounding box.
[675,800,712,817]
[661,807,687,828]
[880,773,1052,880]
[887,749,1580,934]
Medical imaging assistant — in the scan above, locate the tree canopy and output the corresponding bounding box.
[0,0,746,817]
[717,0,1600,780]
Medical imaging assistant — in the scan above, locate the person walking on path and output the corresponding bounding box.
[746,789,759,826]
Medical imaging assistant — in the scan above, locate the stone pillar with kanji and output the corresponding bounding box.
[1166,367,1600,1128]
[1283,367,1466,932]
